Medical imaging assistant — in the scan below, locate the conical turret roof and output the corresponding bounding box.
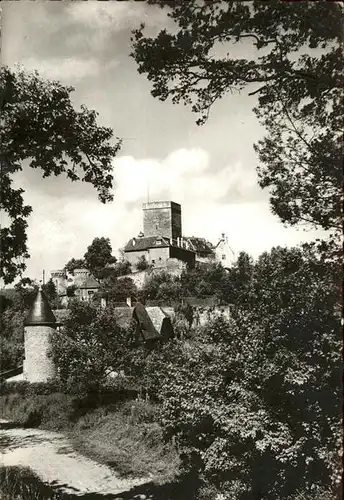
[24,287,56,326]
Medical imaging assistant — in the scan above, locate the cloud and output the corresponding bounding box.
[66,1,170,32]
[17,57,104,83]
[16,148,320,281]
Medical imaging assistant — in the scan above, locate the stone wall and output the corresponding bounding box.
[23,326,56,383]
[149,246,170,265]
[118,270,148,289]
[143,201,182,240]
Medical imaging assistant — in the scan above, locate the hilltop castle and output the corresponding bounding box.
[51,200,235,302]
[123,200,235,270]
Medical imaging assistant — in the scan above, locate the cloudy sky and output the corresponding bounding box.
[2,1,320,281]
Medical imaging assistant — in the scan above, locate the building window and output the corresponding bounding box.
[88,291,94,296]
[152,259,155,264]
[159,257,162,261]
[222,254,226,260]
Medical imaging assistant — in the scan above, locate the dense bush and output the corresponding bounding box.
[51,301,133,394]
[143,271,183,303]
[136,255,150,271]
[0,391,75,429]
[0,279,38,373]
[0,381,63,396]
[157,246,341,499]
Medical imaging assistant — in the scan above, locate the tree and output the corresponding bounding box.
[64,258,86,275]
[97,260,132,280]
[158,246,341,498]
[136,255,150,271]
[131,1,342,234]
[41,278,58,303]
[0,67,122,284]
[143,271,183,303]
[223,252,254,306]
[0,278,38,372]
[99,275,138,304]
[181,263,230,302]
[51,301,130,394]
[83,237,117,279]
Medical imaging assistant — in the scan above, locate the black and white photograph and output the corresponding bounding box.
[0,1,342,499]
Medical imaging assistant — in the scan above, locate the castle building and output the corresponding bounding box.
[123,201,235,271]
[23,287,57,383]
[51,268,99,305]
[214,233,236,268]
[124,201,196,269]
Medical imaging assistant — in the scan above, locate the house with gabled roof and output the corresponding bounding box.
[124,233,196,269]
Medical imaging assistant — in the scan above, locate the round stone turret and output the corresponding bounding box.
[23,288,57,383]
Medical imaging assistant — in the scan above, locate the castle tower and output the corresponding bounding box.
[23,287,57,383]
[50,269,67,295]
[142,201,182,241]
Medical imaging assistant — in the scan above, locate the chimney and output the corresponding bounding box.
[126,297,132,307]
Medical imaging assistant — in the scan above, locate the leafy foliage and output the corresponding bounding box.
[83,237,117,279]
[131,1,342,234]
[143,271,183,303]
[136,255,150,271]
[157,246,341,498]
[99,275,138,304]
[97,260,132,281]
[41,279,61,309]
[0,279,38,372]
[64,258,86,275]
[0,67,121,284]
[51,301,131,394]
[181,263,230,303]
[143,264,232,305]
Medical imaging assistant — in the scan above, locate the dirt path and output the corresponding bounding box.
[0,420,149,497]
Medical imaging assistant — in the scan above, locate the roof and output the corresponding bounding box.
[133,303,175,341]
[124,236,171,252]
[185,237,214,254]
[25,288,57,326]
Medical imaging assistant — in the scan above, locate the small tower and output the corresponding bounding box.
[50,269,67,296]
[23,287,57,383]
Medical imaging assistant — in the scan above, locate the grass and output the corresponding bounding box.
[71,400,180,481]
[0,466,64,499]
[0,392,180,483]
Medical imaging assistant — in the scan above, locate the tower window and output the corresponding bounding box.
[222,255,226,260]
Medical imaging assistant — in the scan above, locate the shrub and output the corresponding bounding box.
[0,381,64,396]
[136,255,150,271]
[0,392,75,430]
[157,247,341,499]
[51,301,132,394]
